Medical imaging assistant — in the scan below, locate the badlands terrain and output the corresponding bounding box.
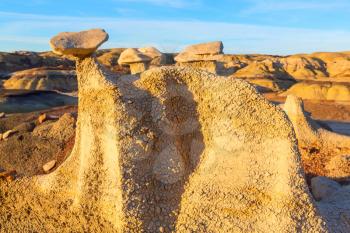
[1,29,350,232]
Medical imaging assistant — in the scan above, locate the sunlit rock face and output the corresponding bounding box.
[0,29,338,233]
[3,67,77,92]
[50,28,109,59]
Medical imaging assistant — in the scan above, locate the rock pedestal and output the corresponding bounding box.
[175,41,224,74]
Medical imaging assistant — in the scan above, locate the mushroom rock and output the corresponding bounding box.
[283,94,350,149]
[138,47,166,67]
[175,41,224,74]
[0,30,333,232]
[118,48,151,74]
[50,28,109,59]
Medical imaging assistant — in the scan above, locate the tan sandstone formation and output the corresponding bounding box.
[283,95,350,231]
[138,47,166,67]
[233,58,287,79]
[282,95,350,181]
[232,58,295,91]
[280,55,328,80]
[281,82,350,101]
[50,28,108,59]
[0,29,333,232]
[311,52,350,78]
[3,67,77,92]
[118,48,151,74]
[175,41,224,74]
[283,95,350,150]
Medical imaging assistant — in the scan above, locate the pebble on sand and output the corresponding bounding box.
[2,130,16,140]
[38,113,47,124]
[43,160,57,172]
[0,170,16,181]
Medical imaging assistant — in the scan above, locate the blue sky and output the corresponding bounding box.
[0,0,350,54]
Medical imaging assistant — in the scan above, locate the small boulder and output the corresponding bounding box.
[48,113,76,142]
[50,28,109,59]
[2,130,16,140]
[311,176,341,201]
[38,113,47,124]
[43,160,56,172]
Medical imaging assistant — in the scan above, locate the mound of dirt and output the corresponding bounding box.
[280,55,328,79]
[311,52,350,78]
[232,58,292,80]
[3,67,77,92]
[281,82,350,101]
[247,78,293,92]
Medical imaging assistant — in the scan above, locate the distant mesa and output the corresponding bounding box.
[50,28,109,59]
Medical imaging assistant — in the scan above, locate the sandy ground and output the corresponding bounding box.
[0,105,77,176]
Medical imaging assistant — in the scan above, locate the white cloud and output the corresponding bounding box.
[0,11,350,54]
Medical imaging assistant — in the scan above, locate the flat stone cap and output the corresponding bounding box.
[174,41,224,62]
[138,47,162,59]
[183,41,224,55]
[50,28,109,59]
[118,48,151,65]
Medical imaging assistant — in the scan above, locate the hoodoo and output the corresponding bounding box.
[1,29,342,232]
[175,41,224,74]
[118,48,151,74]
